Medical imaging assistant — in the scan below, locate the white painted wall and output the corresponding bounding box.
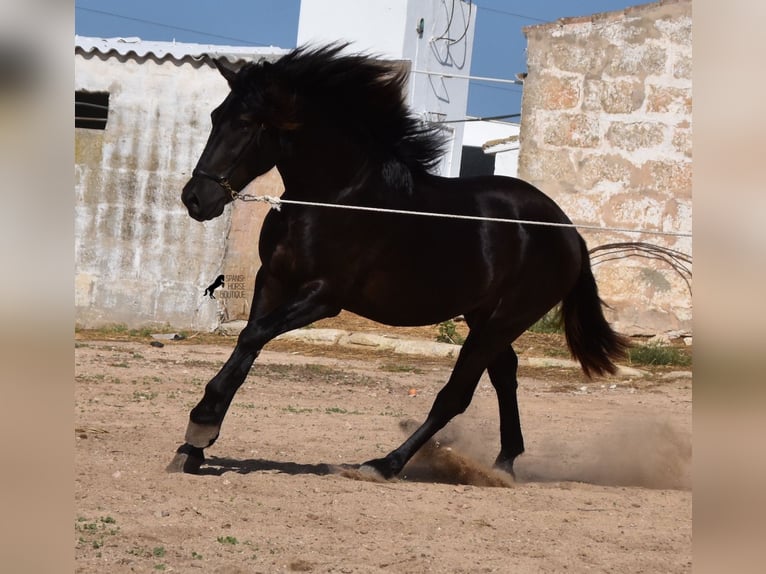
[75,56,228,329]
[74,51,290,330]
[297,0,409,56]
[297,0,476,176]
[462,120,518,147]
[493,143,520,178]
[462,120,520,178]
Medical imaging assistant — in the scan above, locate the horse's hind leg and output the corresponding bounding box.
[360,330,504,479]
[486,347,524,478]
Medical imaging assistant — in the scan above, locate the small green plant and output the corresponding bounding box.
[324,406,362,415]
[627,343,691,367]
[107,323,129,334]
[152,547,166,557]
[154,564,166,571]
[217,535,239,545]
[528,307,563,334]
[76,516,119,551]
[192,551,203,560]
[128,327,154,338]
[283,405,315,414]
[436,320,465,345]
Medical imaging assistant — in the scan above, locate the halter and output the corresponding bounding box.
[191,169,240,200]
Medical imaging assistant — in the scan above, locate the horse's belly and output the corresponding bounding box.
[344,271,484,327]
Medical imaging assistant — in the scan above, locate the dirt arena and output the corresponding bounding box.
[75,320,691,573]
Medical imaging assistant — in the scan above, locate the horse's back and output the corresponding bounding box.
[418,174,573,226]
[412,174,582,271]
[340,174,583,325]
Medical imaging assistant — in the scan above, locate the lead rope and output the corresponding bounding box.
[233,192,692,239]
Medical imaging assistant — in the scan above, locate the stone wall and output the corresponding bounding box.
[518,0,692,336]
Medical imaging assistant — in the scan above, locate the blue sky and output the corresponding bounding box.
[75,0,635,119]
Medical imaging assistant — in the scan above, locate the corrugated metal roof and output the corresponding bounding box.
[75,35,289,66]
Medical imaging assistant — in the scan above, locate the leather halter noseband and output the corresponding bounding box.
[191,169,239,200]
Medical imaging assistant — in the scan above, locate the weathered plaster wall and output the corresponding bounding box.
[518,0,692,336]
[75,55,278,330]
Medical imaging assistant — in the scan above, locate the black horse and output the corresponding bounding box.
[171,45,628,479]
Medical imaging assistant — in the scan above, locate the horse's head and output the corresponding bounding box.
[182,59,288,221]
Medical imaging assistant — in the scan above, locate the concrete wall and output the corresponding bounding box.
[75,51,283,330]
[518,0,692,336]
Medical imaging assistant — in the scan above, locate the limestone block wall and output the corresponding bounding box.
[518,0,692,336]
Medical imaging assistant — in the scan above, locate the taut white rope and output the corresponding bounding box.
[235,193,692,238]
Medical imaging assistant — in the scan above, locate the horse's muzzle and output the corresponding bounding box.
[181,177,227,221]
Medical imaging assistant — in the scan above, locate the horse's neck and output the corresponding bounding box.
[277,151,382,201]
[275,127,439,207]
[279,162,425,210]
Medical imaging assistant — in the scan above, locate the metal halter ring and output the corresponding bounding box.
[192,169,240,200]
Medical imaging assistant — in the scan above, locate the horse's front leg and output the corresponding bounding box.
[167,274,340,473]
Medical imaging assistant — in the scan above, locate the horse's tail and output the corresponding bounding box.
[561,236,630,378]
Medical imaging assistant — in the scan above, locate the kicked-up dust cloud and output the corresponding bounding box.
[340,417,691,491]
[516,417,692,490]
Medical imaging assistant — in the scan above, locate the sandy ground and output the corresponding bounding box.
[75,326,691,573]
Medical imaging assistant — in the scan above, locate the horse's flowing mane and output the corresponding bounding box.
[234,44,447,175]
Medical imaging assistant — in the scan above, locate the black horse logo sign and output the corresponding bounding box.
[203,274,225,299]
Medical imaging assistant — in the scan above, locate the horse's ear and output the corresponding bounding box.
[214,59,238,85]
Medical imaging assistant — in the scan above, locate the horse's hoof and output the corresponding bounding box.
[166,443,205,474]
[492,456,517,481]
[359,457,397,480]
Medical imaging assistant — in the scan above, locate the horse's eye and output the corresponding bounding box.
[235,115,254,130]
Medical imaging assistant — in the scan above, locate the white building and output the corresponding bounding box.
[460,119,520,178]
[75,36,287,330]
